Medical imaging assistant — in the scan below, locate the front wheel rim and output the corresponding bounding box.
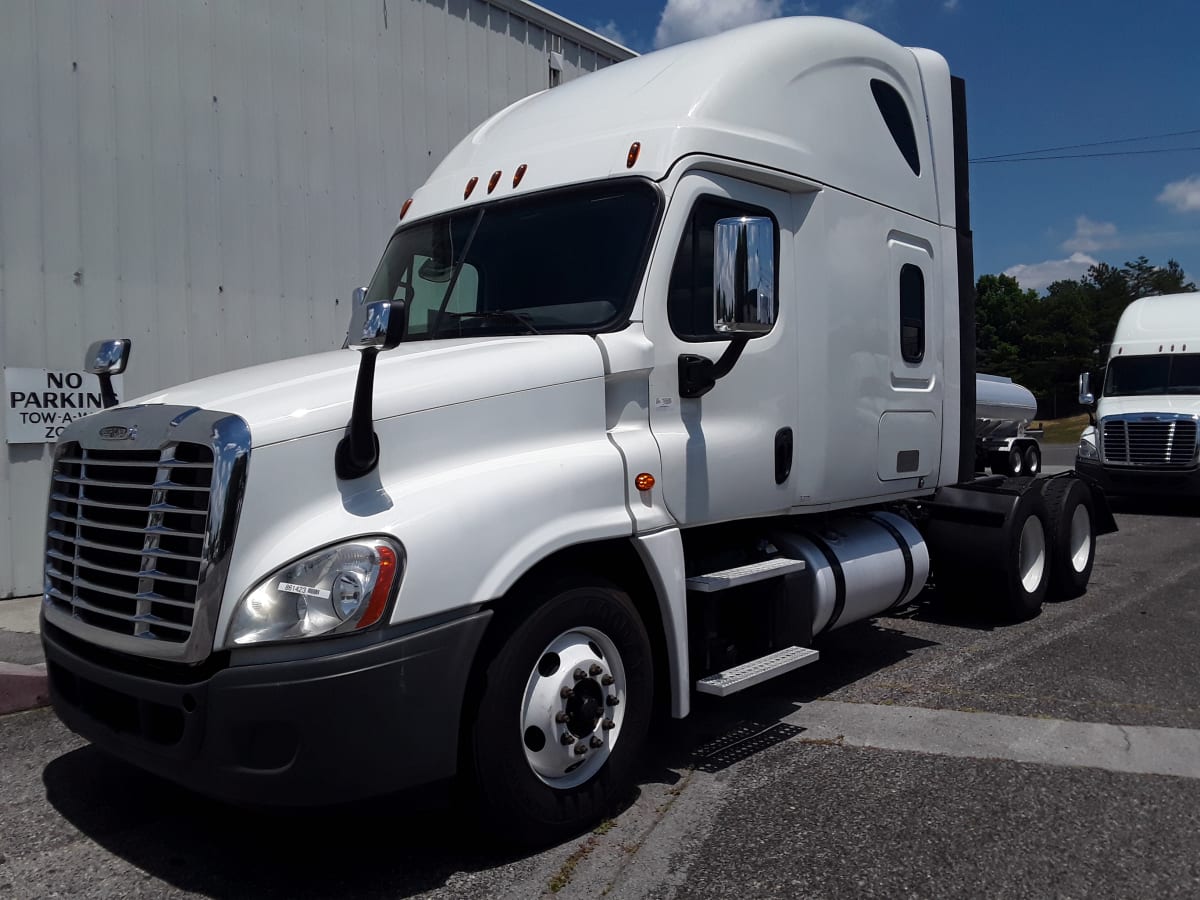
[1018,515,1047,594]
[1069,504,1092,573]
[519,626,627,789]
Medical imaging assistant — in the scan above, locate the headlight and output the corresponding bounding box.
[228,537,402,646]
[1078,435,1099,460]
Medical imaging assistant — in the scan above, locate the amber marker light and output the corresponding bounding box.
[513,164,528,188]
[626,141,642,168]
[464,176,479,199]
[355,544,398,631]
[488,170,503,193]
[635,473,655,492]
[399,198,413,220]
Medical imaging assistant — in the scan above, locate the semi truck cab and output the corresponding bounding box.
[1077,292,1200,496]
[41,17,1114,844]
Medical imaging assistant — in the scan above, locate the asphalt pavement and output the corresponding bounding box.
[3,456,1199,898]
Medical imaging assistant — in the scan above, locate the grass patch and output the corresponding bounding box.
[1033,413,1089,445]
[548,838,597,894]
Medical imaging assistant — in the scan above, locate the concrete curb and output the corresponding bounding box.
[0,661,50,716]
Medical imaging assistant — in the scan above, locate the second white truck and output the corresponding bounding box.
[42,17,1115,843]
[1078,292,1200,496]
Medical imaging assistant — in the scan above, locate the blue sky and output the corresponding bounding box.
[540,0,1200,292]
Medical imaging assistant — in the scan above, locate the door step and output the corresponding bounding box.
[695,645,820,697]
[685,557,805,593]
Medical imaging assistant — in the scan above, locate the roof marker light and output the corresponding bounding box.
[488,170,503,193]
[399,198,413,220]
[513,164,528,188]
[626,142,641,168]
[465,177,478,199]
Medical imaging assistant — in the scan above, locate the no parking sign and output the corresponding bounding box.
[3,368,123,443]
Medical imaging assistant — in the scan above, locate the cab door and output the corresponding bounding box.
[645,172,799,525]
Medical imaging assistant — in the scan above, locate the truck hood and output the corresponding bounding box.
[1097,395,1200,419]
[130,335,606,447]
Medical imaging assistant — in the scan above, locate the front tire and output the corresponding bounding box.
[469,577,653,846]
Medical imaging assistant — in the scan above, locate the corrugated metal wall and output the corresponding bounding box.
[0,0,629,597]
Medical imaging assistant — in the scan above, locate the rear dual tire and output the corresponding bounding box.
[1040,477,1096,599]
[999,488,1051,620]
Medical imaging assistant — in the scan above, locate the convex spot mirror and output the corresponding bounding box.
[713,216,776,336]
[85,338,131,376]
[346,299,406,351]
[1078,372,1095,407]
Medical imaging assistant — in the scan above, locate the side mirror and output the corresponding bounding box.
[713,216,776,335]
[346,299,406,351]
[84,338,131,409]
[337,300,406,480]
[85,338,131,376]
[1078,372,1095,407]
[678,216,776,399]
[352,285,368,306]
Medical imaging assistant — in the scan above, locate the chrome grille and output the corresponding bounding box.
[42,407,250,663]
[1102,418,1198,466]
[45,442,214,643]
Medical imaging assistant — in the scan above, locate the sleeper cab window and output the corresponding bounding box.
[900,264,925,363]
[871,79,921,176]
[668,196,779,341]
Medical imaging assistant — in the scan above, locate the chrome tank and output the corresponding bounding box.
[771,512,930,635]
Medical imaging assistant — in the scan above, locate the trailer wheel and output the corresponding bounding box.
[1023,443,1041,475]
[1040,478,1095,599]
[468,577,653,846]
[1006,446,1025,476]
[999,489,1051,620]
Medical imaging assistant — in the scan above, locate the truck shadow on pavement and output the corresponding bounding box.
[42,746,525,899]
[1106,496,1200,518]
[41,621,938,897]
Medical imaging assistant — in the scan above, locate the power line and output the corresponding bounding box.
[970,127,1200,162]
[970,145,1200,164]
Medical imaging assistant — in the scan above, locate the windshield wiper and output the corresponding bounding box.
[437,310,542,335]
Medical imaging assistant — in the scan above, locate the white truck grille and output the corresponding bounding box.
[1102,417,1198,467]
[42,406,250,663]
[45,442,214,644]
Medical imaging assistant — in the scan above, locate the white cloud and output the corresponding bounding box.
[1004,252,1098,292]
[841,0,891,23]
[943,0,959,10]
[654,0,784,49]
[1158,175,1200,213]
[1061,215,1119,253]
[593,19,628,47]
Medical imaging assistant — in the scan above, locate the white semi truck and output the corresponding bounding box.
[1077,292,1200,495]
[41,17,1115,843]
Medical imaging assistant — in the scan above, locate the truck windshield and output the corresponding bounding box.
[364,180,661,340]
[1104,353,1200,397]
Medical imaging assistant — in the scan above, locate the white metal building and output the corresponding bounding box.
[0,0,633,598]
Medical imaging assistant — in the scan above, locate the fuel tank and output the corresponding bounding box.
[771,512,930,636]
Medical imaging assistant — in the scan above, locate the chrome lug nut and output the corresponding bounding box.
[555,711,569,724]
[601,674,615,686]
[574,742,588,756]
[560,731,576,745]
[606,696,620,707]
[602,719,615,730]
[590,736,603,749]
[589,663,603,676]
[573,667,588,682]
[560,686,574,699]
